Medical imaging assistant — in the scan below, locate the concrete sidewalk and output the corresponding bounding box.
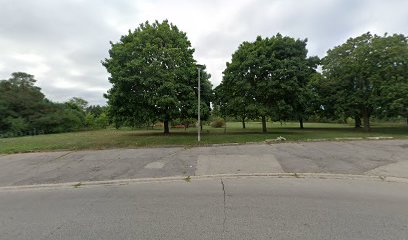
[0,140,407,187]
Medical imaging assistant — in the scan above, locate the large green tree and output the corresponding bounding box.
[102,20,212,134]
[217,34,318,132]
[372,34,408,124]
[321,32,408,129]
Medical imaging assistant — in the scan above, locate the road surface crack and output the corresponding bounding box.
[157,148,186,162]
[53,151,72,161]
[221,178,227,238]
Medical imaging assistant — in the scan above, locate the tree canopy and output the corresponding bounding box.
[215,34,318,131]
[319,32,408,129]
[103,20,212,134]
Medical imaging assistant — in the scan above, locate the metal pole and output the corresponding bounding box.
[197,67,201,142]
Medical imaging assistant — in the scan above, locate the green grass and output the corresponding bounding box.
[0,121,407,154]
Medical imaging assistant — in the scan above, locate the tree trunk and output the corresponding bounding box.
[362,108,370,130]
[242,117,246,129]
[224,119,227,134]
[299,117,304,129]
[406,117,408,126]
[355,115,361,128]
[261,116,267,133]
[163,114,170,134]
[200,121,203,131]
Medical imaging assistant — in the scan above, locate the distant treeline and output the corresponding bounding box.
[0,72,108,138]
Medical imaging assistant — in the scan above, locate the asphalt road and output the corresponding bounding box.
[1,177,408,240]
[0,140,407,186]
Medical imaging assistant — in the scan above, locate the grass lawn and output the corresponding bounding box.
[0,121,407,154]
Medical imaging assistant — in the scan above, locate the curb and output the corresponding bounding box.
[1,173,408,192]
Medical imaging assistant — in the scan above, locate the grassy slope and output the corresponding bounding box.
[0,121,407,154]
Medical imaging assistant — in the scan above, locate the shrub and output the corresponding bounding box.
[210,118,225,128]
[95,113,109,129]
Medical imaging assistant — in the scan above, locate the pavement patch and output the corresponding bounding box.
[196,154,283,175]
[366,161,408,178]
[144,161,165,169]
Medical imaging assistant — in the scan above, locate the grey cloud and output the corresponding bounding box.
[0,0,137,105]
[197,0,367,59]
[194,0,408,85]
[1,0,407,105]
[42,85,107,105]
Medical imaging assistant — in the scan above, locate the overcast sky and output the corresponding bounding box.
[1,0,407,105]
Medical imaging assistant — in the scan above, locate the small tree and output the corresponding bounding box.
[67,97,88,112]
[95,113,109,129]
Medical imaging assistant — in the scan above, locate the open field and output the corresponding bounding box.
[0,121,407,154]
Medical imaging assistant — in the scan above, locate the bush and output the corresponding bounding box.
[85,113,96,128]
[95,113,109,129]
[210,118,225,128]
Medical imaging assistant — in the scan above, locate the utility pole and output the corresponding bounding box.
[197,66,201,142]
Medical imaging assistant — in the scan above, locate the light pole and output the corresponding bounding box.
[197,66,201,142]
